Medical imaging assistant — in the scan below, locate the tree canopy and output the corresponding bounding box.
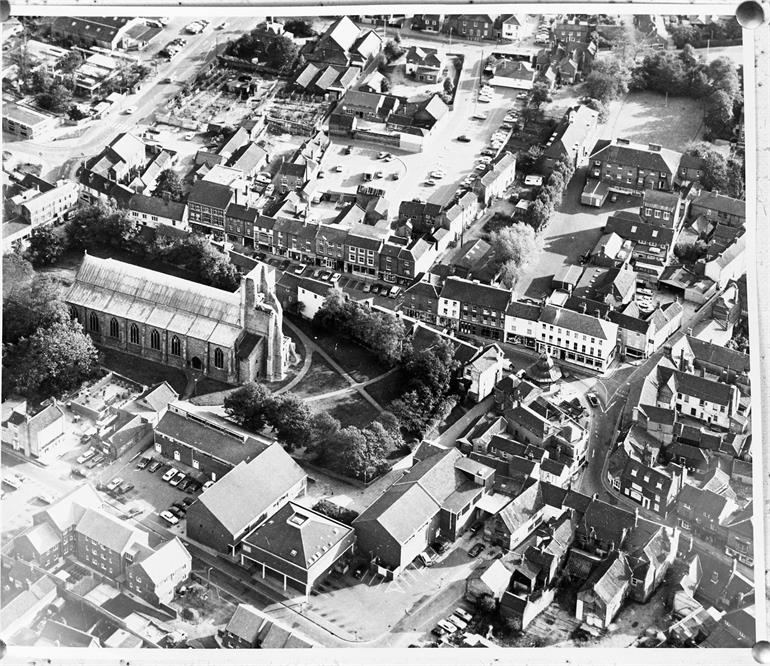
[26,226,65,267]
[66,202,139,251]
[154,169,184,200]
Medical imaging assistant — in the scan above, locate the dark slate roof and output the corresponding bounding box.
[605,215,674,245]
[127,193,186,221]
[685,336,750,373]
[440,277,512,311]
[539,304,613,340]
[580,551,631,604]
[692,191,745,218]
[643,189,680,210]
[226,203,259,223]
[506,301,541,321]
[589,138,681,175]
[187,180,234,209]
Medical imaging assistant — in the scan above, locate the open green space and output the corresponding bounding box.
[291,353,349,399]
[99,347,188,396]
[312,392,380,430]
[364,369,406,409]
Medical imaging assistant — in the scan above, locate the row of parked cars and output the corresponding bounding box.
[160,497,196,526]
[136,455,215,495]
[432,607,474,639]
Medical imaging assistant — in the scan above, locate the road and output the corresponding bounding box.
[4,17,262,180]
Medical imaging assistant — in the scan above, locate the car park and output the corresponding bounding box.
[162,467,178,482]
[469,543,485,558]
[448,614,468,631]
[159,510,179,525]
[106,478,123,492]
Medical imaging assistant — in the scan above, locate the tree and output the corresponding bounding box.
[404,338,457,399]
[489,223,542,270]
[669,24,700,49]
[442,77,454,95]
[525,198,552,230]
[582,57,630,104]
[3,270,70,345]
[674,239,708,263]
[270,393,313,449]
[57,50,83,73]
[704,89,734,139]
[67,202,138,251]
[67,105,87,121]
[530,81,553,107]
[707,57,740,102]
[580,97,609,122]
[37,84,72,114]
[324,426,388,480]
[306,411,341,455]
[156,234,240,291]
[283,19,314,37]
[6,319,100,398]
[383,39,404,63]
[498,259,522,288]
[390,385,434,434]
[476,594,497,614]
[684,143,729,191]
[265,35,299,73]
[224,382,276,432]
[154,169,184,200]
[26,226,64,267]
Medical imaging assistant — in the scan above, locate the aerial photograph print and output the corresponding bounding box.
[0,10,759,653]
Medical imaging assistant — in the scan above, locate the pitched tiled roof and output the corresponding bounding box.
[128,193,186,221]
[76,507,145,553]
[440,277,512,311]
[539,304,615,340]
[685,336,750,373]
[187,180,234,209]
[589,137,681,175]
[580,551,631,603]
[354,483,439,544]
[196,445,306,536]
[692,191,745,218]
[225,604,266,643]
[605,214,675,246]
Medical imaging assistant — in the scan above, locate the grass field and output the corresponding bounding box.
[312,392,380,430]
[291,353,349,399]
[602,90,705,152]
[365,369,407,409]
[99,347,188,395]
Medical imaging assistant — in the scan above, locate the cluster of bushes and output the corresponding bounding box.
[684,142,744,198]
[487,223,544,288]
[2,253,100,400]
[668,17,742,49]
[226,24,299,73]
[313,289,409,367]
[224,382,399,481]
[674,239,708,263]
[312,500,359,525]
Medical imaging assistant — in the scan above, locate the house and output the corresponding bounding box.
[724,503,753,566]
[605,212,676,273]
[415,14,444,33]
[404,46,444,82]
[572,264,637,307]
[399,279,439,323]
[240,502,356,596]
[186,444,307,554]
[490,60,537,89]
[498,15,523,41]
[676,484,737,546]
[294,62,360,97]
[504,301,542,346]
[690,190,745,228]
[670,335,750,385]
[19,180,79,228]
[641,190,683,229]
[542,105,599,173]
[490,481,546,550]
[221,603,314,649]
[125,537,191,605]
[186,180,234,236]
[464,344,508,402]
[535,304,618,373]
[223,203,259,247]
[610,300,683,359]
[587,137,682,194]
[655,366,741,429]
[296,277,333,320]
[444,15,496,41]
[702,235,746,289]
[378,235,438,285]
[228,143,268,178]
[465,558,512,603]
[51,17,144,50]
[126,193,188,230]
[2,400,66,460]
[302,15,382,68]
[0,575,59,640]
[576,551,631,628]
[476,152,517,205]
[353,448,495,577]
[2,103,56,140]
[438,276,513,342]
[553,20,595,44]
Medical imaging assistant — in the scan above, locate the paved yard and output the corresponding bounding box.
[514,168,641,299]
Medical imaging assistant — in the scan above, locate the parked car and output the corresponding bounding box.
[431,625,448,638]
[120,483,135,494]
[136,456,151,470]
[170,472,186,487]
[106,478,123,492]
[294,263,307,275]
[169,506,185,518]
[448,614,469,631]
[202,480,215,490]
[319,271,331,281]
[86,455,104,469]
[586,393,600,408]
[181,497,196,507]
[77,448,97,464]
[148,459,161,472]
[124,106,137,115]
[431,539,450,555]
[71,467,87,478]
[331,272,341,282]
[159,510,179,525]
[454,608,473,623]
[162,467,178,482]
[418,551,435,567]
[469,543,485,558]
[457,135,471,142]
[353,563,367,579]
[436,619,457,634]
[469,521,484,535]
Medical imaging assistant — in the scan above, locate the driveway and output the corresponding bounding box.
[515,169,642,299]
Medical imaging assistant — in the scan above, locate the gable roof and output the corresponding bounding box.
[440,276,512,311]
[589,137,681,175]
[684,336,750,373]
[187,180,234,209]
[225,603,266,644]
[353,483,439,544]
[580,551,631,603]
[196,445,306,537]
[135,537,190,584]
[692,191,745,218]
[39,483,102,534]
[76,507,146,553]
[127,193,186,221]
[539,304,615,340]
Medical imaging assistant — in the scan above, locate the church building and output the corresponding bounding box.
[65,254,292,384]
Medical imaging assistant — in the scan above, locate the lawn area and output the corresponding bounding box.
[602,90,704,152]
[312,392,380,429]
[364,368,406,409]
[99,347,188,396]
[291,353,349,399]
[289,316,388,383]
